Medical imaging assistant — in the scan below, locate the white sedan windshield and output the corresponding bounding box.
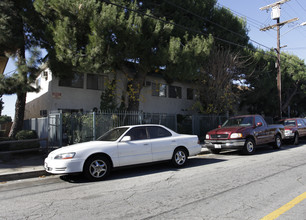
[97,127,129,141]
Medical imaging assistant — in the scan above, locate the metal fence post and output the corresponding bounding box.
[59,111,63,148]
[93,111,96,141]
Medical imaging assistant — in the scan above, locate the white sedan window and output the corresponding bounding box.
[147,126,172,139]
[125,128,148,141]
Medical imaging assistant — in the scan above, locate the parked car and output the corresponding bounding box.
[204,115,284,154]
[45,124,201,181]
[276,118,306,145]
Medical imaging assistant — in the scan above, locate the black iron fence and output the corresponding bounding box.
[23,111,276,147]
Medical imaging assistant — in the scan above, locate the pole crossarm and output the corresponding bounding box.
[260,18,299,31]
[259,0,290,10]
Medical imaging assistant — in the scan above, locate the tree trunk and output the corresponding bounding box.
[9,48,27,138]
[9,92,26,137]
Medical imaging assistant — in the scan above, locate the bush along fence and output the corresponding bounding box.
[17,111,277,150]
[0,130,48,154]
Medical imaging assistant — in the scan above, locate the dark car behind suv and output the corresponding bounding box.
[276,118,306,145]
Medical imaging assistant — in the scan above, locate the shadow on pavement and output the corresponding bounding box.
[59,156,226,184]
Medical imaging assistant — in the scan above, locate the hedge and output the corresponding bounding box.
[0,130,40,151]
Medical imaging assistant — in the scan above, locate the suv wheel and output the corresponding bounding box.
[242,138,255,155]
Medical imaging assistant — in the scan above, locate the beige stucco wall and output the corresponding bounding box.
[25,68,105,119]
[25,68,198,119]
[139,76,196,114]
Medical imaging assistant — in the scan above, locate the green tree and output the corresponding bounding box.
[280,53,306,115]
[34,0,215,111]
[241,50,306,117]
[195,46,249,114]
[240,50,279,116]
[34,0,252,113]
[0,0,44,137]
[0,95,3,115]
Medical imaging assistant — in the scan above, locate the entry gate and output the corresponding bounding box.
[48,112,62,149]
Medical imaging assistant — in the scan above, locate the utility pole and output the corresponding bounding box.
[260,0,298,119]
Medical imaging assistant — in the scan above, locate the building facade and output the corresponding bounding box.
[24,68,199,119]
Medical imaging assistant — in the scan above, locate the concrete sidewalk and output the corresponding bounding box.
[0,151,49,182]
[0,147,210,182]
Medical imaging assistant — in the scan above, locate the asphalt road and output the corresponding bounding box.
[0,143,306,220]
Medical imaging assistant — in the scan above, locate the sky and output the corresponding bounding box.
[2,0,306,119]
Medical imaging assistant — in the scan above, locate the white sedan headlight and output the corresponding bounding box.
[205,134,210,139]
[54,152,76,159]
[230,133,243,139]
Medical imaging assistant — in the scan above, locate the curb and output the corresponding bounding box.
[0,169,51,182]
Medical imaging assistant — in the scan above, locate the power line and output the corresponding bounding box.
[102,0,302,69]
[216,3,266,29]
[296,0,306,14]
[102,0,255,51]
[164,0,271,50]
[216,3,277,41]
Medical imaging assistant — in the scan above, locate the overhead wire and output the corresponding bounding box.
[102,0,256,51]
[164,0,271,51]
[296,0,306,13]
[216,3,277,42]
[102,0,305,68]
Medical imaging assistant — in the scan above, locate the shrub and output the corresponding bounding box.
[15,130,38,140]
[0,115,12,124]
[0,137,11,151]
[0,130,6,137]
[0,130,40,151]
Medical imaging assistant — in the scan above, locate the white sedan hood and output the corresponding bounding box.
[48,141,116,156]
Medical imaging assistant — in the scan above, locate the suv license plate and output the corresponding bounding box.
[214,144,221,149]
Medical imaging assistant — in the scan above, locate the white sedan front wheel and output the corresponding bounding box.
[83,155,111,181]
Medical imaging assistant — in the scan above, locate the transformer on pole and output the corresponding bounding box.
[260,0,297,118]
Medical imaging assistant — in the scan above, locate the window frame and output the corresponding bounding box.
[152,83,167,97]
[169,85,182,99]
[59,73,84,89]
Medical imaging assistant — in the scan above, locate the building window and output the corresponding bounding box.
[40,110,47,117]
[59,73,84,88]
[187,88,194,100]
[152,83,167,97]
[87,74,105,90]
[36,78,41,88]
[169,86,182,99]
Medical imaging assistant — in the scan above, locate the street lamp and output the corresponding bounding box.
[281,21,306,36]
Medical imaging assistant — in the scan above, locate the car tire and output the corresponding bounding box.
[242,138,255,155]
[83,155,111,181]
[172,148,188,167]
[273,134,282,149]
[293,133,299,145]
[210,149,221,154]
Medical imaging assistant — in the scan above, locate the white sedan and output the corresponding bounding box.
[45,124,201,181]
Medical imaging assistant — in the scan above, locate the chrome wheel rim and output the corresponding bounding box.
[294,135,298,144]
[175,151,186,165]
[276,137,281,147]
[89,159,107,178]
[246,141,254,152]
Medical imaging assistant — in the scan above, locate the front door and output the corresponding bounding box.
[117,127,152,166]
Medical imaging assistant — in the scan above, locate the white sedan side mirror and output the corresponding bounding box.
[121,136,131,142]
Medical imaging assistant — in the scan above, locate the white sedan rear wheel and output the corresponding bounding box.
[172,148,188,167]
